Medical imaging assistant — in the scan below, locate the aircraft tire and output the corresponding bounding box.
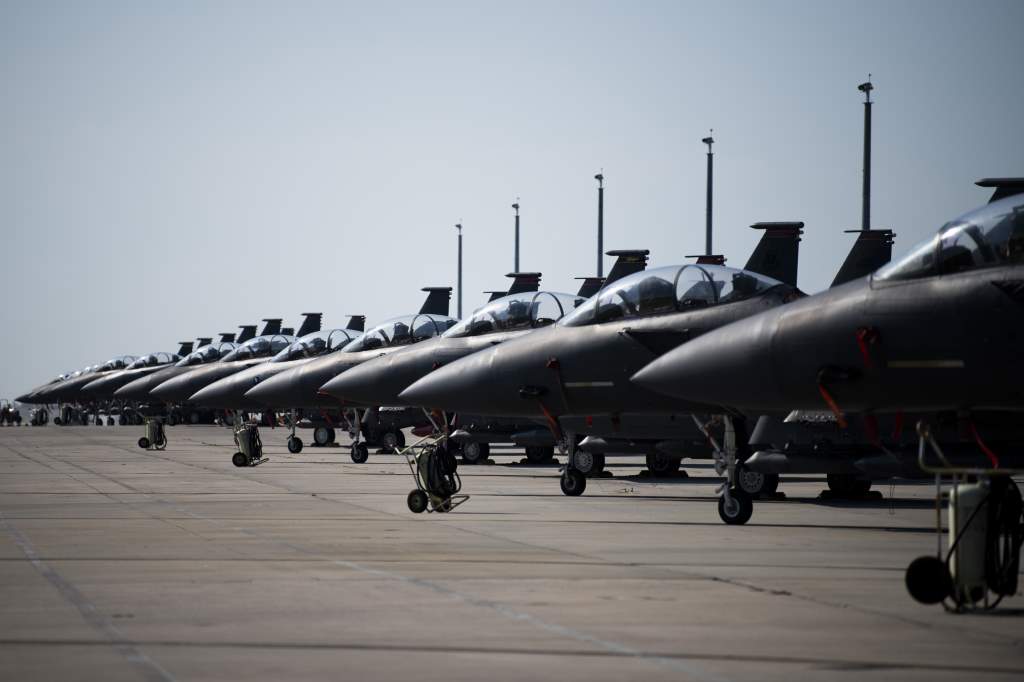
[574,451,596,474]
[287,436,303,454]
[736,465,768,498]
[645,452,681,476]
[560,470,586,496]
[905,555,952,604]
[525,445,554,463]
[718,489,753,525]
[138,437,150,450]
[827,473,872,496]
[313,426,332,447]
[232,451,248,468]
[381,430,402,453]
[407,490,428,513]
[461,441,489,464]
[351,442,369,463]
[326,427,336,443]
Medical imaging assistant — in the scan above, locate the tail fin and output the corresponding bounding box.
[237,325,257,343]
[743,222,804,286]
[196,337,214,348]
[575,276,604,298]
[296,312,323,337]
[259,318,282,336]
[604,249,650,286]
[506,272,542,295]
[976,177,1024,203]
[830,229,895,287]
[687,254,726,266]
[418,287,452,316]
[281,327,294,336]
[484,291,507,302]
[345,315,366,332]
[214,334,232,344]
[176,341,194,357]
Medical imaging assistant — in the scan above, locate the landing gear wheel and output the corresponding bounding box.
[351,442,369,463]
[327,427,336,443]
[138,437,150,449]
[827,474,872,496]
[525,445,554,463]
[905,555,953,604]
[574,451,596,474]
[560,469,587,496]
[314,426,332,447]
[461,441,490,464]
[381,430,405,453]
[718,489,753,525]
[645,452,681,476]
[590,453,605,475]
[736,465,771,497]
[232,451,248,468]
[287,436,303,454]
[407,490,428,513]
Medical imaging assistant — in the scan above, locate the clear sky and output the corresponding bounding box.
[2,0,1022,399]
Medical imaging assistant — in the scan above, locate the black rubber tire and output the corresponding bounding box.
[525,445,554,463]
[381,430,403,453]
[407,490,428,513]
[560,469,587,496]
[326,427,336,444]
[905,555,953,604]
[461,441,490,464]
[314,426,332,447]
[573,451,596,474]
[591,453,605,475]
[736,465,768,497]
[287,436,303,454]
[138,437,150,449]
[827,473,872,496]
[232,451,248,468]
[351,442,369,463]
[762,473,780,495]
[718,489,754,525]
[645,452,681,476]
[395,429,406,448]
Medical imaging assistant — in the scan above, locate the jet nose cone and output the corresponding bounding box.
[631,314,777,409]
[321,350,426,406]
[15,393,31,403]
[151,374,195,402]
[243,370,292,406]
[189,381,229,408]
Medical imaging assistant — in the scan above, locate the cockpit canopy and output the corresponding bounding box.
[175,342,238,367]
[271,329,362,362]
[560,264,785,327]
[100,355,138,371]
[876,194,1024,282]
[341,314,457,352]
[444,292,585,338]
[220,334,296,362]
[127,352,180,370]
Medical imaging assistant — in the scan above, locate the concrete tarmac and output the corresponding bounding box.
[0,425,1021,681]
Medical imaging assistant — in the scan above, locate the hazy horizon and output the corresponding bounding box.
[2,0,1022,399]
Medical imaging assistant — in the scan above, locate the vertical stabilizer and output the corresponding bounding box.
[505,272,542,295]
[236,325,257,343]
[418,287,453,317]
[975,178,1024,204]
[575,277,604,298]
[297,313,323,337]
[830,229,894,287]
[743,222,804,286]
[176,341,194,356]
[604,249,650,286]
[345,315,366,332]
[259,318,282,336]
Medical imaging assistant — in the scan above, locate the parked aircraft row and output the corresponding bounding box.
[13,175,1022,609]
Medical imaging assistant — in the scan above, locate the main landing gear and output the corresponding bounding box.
[693,415,754,525]
[286,409,303,454]
[559,432,587,497]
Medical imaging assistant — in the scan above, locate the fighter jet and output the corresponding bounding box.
[113,333,240,407]
[318,255,649,462]
[28,356,138,406]
[149,318,299,404]
[243,287,456,459]
[631,179,1024,521]
[79,342,193,400]
[398,223,813,494]
[187,315,366,452]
